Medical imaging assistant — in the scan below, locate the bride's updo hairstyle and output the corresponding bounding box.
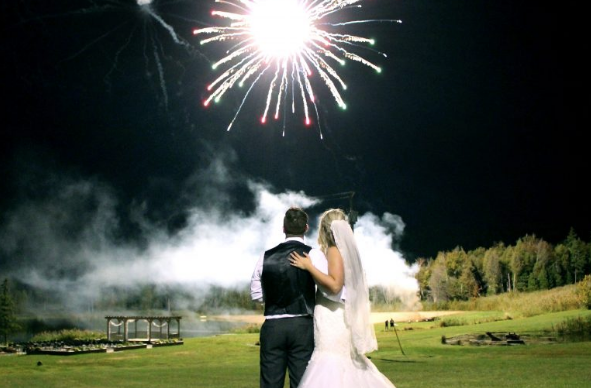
[317,208,347,253]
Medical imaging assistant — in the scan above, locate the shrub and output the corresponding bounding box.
[552,315,591,341]
[30,329,106,343]
[439,317,467,327]
[575,275,591,309]
[231,324,260,334]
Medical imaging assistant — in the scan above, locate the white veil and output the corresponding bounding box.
[331,220,378,355]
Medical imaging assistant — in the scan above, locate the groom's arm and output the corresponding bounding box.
[250,254,264,303]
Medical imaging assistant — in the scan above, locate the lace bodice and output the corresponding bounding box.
[312,294,350,355]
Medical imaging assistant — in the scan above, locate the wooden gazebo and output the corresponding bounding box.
[105,316,182,342]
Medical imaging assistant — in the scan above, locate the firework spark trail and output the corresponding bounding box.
[137,0,195,109]
[140,1,192,48]
[152,40,169,108]
[194,0,399,133]
[227,69,269,131]
[22,0,204,110]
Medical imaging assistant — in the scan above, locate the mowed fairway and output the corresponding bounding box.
[1,309,591,388]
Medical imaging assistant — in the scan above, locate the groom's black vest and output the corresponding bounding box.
[261,240,316,316]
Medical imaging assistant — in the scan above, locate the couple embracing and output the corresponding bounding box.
[250,207,396,388]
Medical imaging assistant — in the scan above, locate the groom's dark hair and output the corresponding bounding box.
[284,207,308,236]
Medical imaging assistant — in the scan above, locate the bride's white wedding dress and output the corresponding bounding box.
[297,293,396,388]
[298,220,396,388]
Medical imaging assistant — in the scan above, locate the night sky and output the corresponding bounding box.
[1,0,588,266]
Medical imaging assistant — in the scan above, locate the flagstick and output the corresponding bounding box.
[392,320,405,355]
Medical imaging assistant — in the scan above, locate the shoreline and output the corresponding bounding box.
[208,310,462,325]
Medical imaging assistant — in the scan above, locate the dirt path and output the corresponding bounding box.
[209,311,462,325]
[367,311,462,323]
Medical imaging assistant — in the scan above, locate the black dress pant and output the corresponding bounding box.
[259,315,314,388]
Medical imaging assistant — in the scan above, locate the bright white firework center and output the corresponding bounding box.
[251,0,311,59]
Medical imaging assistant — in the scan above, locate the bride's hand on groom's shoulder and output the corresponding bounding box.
[289,251,311,271]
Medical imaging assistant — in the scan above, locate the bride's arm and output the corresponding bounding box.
[290,247,344,294]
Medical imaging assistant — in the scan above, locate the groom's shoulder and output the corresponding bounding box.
[308,247,326,258]
[265,240,310,254]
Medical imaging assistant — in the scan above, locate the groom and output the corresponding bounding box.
[250,207,322,388]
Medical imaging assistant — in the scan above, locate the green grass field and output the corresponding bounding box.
[2,309,591,388]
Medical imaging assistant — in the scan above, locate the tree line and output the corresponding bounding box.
[415,228,591,303]
[0,279,20,345]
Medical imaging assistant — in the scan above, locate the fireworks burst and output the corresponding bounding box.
[194,0,399,133]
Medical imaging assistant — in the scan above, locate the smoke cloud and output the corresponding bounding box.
[0,154,420,312]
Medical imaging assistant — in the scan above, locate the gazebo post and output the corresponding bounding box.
[147,319,152,343]
[123,318,128,342]
[107,318,111,341]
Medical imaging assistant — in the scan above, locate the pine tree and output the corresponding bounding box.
[0,279,20,345]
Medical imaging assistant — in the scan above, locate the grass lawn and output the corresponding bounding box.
[1,309,590,388]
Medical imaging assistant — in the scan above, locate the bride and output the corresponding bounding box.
[289,208,396,388]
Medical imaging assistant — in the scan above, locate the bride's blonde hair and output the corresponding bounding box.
[317,208,347,253]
